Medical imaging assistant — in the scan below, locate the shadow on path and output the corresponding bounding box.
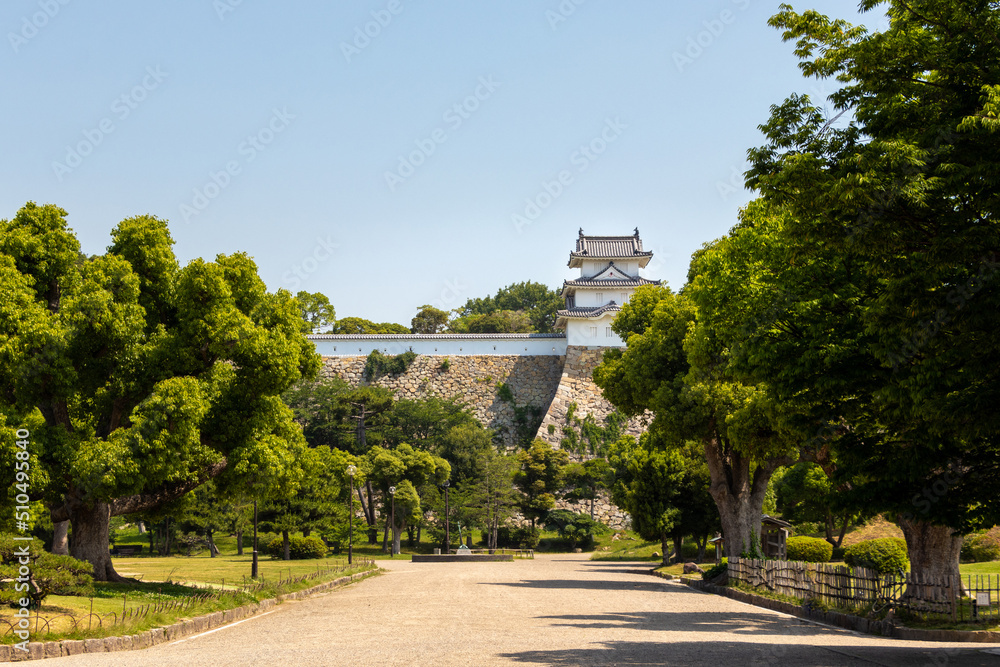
[482,579,671,593]
[534,610,831,636]
[498,640,999,666]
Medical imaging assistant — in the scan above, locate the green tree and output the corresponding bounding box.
[452,310,534,334]
[294,291,336,334]
[383,396,479,452]
[257,446,344,559]
[0,203,318,580]
[461,447,519,551]
[741,0,1000,582]
[433,422,494,484]
[514,439,569,528]
[332,317,409,334]
[774,463,860,548]
[594,285,798,559]
[607,434,684,564]
[562,458,613,520]
[451,281,563,333]
[283,375,353,450]
[411,305,449,334]
[364,443,449,553]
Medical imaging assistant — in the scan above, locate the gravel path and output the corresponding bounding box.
[41,553,1000,666]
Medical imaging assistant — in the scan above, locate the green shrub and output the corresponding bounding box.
[843,538,909,574]
[439,358,450,371]
[496,382,514,403]
[831,546,846,561]
[264,535,328,560]
[544,510,606,549]
[961,533,1000,563]
[496,526,540,549]
[364,349,418,380]
[786,536,833,563]
[703,558,727,581]
[0,535,93,607]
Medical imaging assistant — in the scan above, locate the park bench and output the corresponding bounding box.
[110,545,143,556]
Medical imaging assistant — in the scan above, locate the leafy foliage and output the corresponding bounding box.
[702,558,727,581]
[331,317,409,334]
[411,305,449,334]
[0,535,93,607]
[295,291,336,333]
[0,203,319,580]
[450,281,563,333]
[515,439,569,528]
[960,532,1000,563]
[363,349,418,381]
[545,510,606,549]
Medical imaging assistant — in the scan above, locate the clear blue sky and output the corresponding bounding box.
[1,0,878,325]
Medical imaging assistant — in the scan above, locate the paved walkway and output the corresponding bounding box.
[44,553,1000,666]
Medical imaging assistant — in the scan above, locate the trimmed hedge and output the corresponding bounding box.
[264,535,328,560]
[843,538,909,574]
[786,536,833,563]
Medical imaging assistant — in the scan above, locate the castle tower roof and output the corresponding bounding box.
[568,227,653,268]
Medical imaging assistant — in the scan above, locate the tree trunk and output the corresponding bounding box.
[236,528,244,555]
[363,481,378,544]
[69,502,127,582]
[672,534,684,565]
[661,534,670,566]
[282,530,290,561]
[696,533,707,563]
[899,517,965,599]
[302,528,311,538]
[51,520,70,555]
[703,436,779,560]
[207,529,218,558]
[137,521,146,534]
[392,522,402,556]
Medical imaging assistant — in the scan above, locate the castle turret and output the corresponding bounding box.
[555,228,660,346]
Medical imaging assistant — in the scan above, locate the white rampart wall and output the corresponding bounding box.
[308,334,567,357]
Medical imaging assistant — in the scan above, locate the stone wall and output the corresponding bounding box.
[318,347,641,528]
[534,345,647,457]
[319,354,563,449]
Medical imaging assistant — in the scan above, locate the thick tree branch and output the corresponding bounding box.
[110,459,228,516]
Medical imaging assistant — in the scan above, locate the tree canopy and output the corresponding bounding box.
[0,203,319,580]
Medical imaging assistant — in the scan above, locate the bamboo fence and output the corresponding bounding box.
[728,557,999,624]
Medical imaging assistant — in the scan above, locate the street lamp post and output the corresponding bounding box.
[251,498,258,579]
[442,480,450,554]
[388,486,396,558]
[347,464,357,565]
